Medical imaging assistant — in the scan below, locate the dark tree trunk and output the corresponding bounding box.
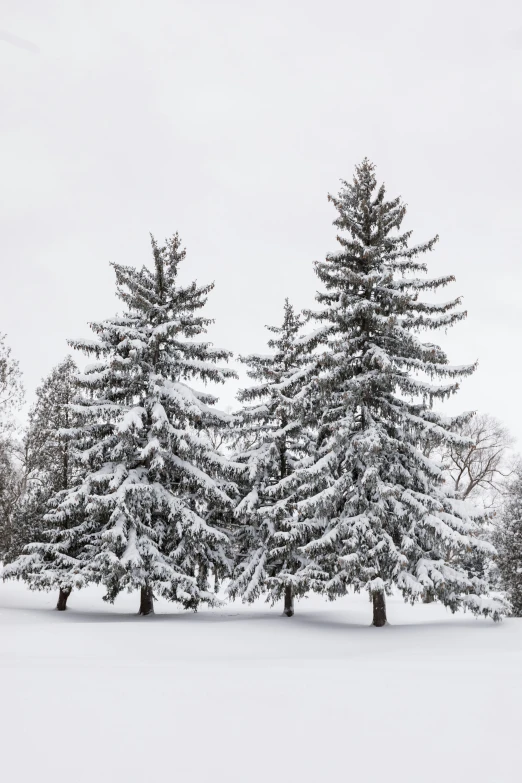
[372,590,387,627]
[197,564,209,593]
[139,586,154,616]
[423,592,435,604]
[56,587,71,611]
[283,584,294,617]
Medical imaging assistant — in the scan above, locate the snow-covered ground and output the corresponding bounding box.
[1,582,519,783]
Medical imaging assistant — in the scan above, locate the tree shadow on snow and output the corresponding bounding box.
[0,597,504,632]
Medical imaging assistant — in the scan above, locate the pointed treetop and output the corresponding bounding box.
[354,156,377,193]
[324,158,438,266]
[150,232,186,290]
[110,232,215,321]
[265,299,304,356]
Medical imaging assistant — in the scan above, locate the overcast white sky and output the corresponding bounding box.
[1,0,522,443]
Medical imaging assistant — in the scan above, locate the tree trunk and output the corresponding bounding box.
[139,586,154,616]
[197,564,208,593]
[56,587,71,611]
[283,584,294,617]
[372,590,387,627]
[423,592,435,604]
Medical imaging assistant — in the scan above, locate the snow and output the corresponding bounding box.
[116,406,145,432]
[0,586,518,783]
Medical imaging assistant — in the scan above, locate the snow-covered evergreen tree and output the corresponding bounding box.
[5,234,239,614]
[493,474,522,616]
[228,299,320,615]
[0,333,24,558]
[3,356,80,609]
[292,159,504,625]
[24,356,79,493]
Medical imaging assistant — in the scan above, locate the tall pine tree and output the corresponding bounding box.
[292,159,504,625]
[25,357,79,495]
[5,235,239,615]
[228,299,319,615]
[3,356,80,609]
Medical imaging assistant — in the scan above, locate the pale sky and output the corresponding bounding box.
[1,0,522,444]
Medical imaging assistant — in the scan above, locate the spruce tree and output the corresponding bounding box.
[293,159,504,625]
[5,235,238,615]
[228,299,320,615]
[3,356,80,609]
[493,475,522,616]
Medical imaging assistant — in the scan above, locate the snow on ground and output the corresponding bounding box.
[1,582,520,783]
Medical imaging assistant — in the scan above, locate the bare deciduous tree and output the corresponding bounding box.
[426,413,516,509]
[421,414,517,601]
[445,414,515,507]
[0,333,24,435]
